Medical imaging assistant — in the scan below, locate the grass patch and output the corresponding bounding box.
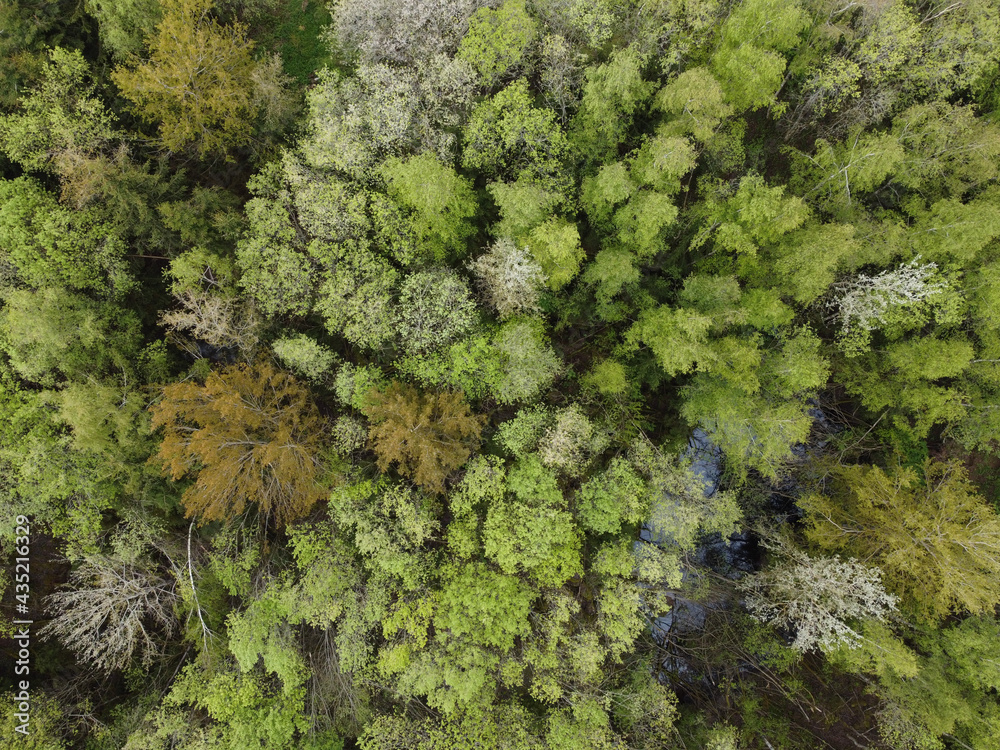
[251,0,335,84]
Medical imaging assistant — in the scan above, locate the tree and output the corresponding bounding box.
[42,552,178,672]
[86,0,162,59]
[159,290,261,362]
[492,317,562,404]
[111,0,289,158]
[801,460,1000,621]
[236,163,314,318]
[0,47,118,178]
[655,67,731,142]
[363,382,485,494]
[0,0,85,109]
[2,287,142,386]
[314,240,399,350]
[487,175,567,239]
[826,257,948,350]
[741,542,898,653]
[434,562,535,651]
[150,361,328,527]
[382,154,478,261]
[396,270,478,354]
[300,57,474,177]
[0,177,132,295]
[468,238,547,319]
[571,46,655,160]
[131,664,310,750]
[575,457,646,534]
[525,217,584,290]
[463,78,569,182]
[537,405,604,476]
[457,0,538,87]
[691,174,809,260]
[708,0,808,112]
[271,335,337,381]
[483,456,583,587]
[331,0,490,65]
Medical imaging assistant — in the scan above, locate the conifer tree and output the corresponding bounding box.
[150,361,328,527]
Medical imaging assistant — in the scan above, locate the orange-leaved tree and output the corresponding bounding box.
[150,360,327,527]
[363,381,485,494]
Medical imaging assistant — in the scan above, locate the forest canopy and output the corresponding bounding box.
[2,0,1000,749]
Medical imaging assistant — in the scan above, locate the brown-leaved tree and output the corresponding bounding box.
[363,382,485,493]
[150,360,327,527]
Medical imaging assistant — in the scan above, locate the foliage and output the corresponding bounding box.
[14,0,1000,747]
[112,0,290,158]
[492,317,562,404]
[86,0,162,59]
[150,360,328,527]
[363,382,485,493]
[0,178,132,295]
[2,287,142,386]
[801,460,1000,621]
[329,0,489,65]
[576,457,647,534]
[526,217,584,291]
[0,47,118,178]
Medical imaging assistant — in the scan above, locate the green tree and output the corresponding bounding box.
[463,78,569,182]
[2,287,142,386]
[571,45,655,160]
[272,335,337,381]
[382,154,478,262]
[575,457,647,535]
[0,178,132,295]
[483,456,583,587]
[313,240,399,350]
[0,0,85,109]
[525,217,584,290]
[457,0,538,87]
[86,0,162,59]
[709,0,808,112]
[0,47,118,178]
[801,460,1000,621]
[492,317,562,404]
[655,67,731,142]
[111,0,289,158]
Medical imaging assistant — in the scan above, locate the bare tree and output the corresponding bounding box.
[42,555,179,672]
[159,289,260,362]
